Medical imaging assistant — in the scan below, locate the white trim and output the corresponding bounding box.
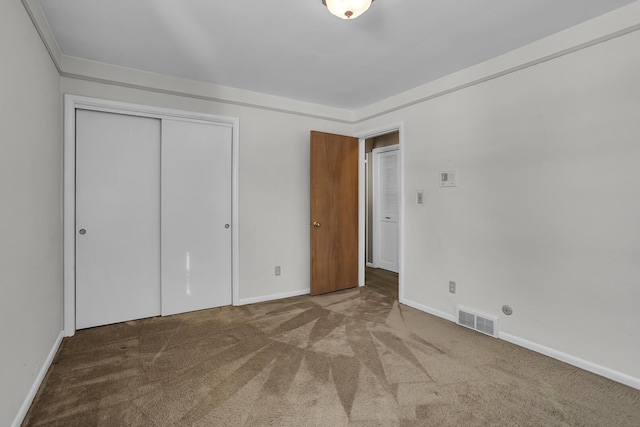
[400,298,457,323]
[398,128,405,301]
[64,95,236,124]
[499,332,640,391]
[21,0,63,73]
[237,289,309,306]
[354,123,403,140]
[11,331,64,427]
[355,123,404,298]
[358,138,365,286]
[364,152,370,268]
[63,98,75,336]
[63,95,240,336]
[231,115,240,307]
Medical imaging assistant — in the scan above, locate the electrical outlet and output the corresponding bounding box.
[275,266,281,276]
[449,281,456,294]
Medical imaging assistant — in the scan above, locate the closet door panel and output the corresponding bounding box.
[161,120,232,315]
[75,110,161,329]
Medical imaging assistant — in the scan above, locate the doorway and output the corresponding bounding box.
[309,125,402,300]
[309,131,359,295]
[357,126,403,301]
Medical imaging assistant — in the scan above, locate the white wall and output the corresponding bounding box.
[0,1,63,426]
[355,16,640,383]
[6,5,640,425]
[61,78,352,304]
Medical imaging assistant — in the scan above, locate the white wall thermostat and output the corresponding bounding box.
[439,170,457,187]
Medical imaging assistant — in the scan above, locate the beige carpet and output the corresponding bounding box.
[24,286,639,426]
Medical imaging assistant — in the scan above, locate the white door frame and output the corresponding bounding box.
[372,144,400,272]
[63,95,240,337]
[355,123,404,302]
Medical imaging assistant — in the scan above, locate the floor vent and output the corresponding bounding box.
[456,306,499,338]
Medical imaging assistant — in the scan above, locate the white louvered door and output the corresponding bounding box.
[373,146,399,273]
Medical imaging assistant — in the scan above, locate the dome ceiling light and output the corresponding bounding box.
[322,0,375,20]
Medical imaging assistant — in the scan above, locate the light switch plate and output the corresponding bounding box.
[440,170,458,187]
[416,190,425,206]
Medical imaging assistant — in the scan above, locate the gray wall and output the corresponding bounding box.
[0,1,63,425]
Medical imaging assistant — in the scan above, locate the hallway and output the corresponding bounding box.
[364,267,398,300]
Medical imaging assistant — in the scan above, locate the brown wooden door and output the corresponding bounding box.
[310,131,359,295]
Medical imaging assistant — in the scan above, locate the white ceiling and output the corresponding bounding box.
[36,0,635,110]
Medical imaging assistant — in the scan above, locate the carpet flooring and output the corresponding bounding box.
[24,272,639,426]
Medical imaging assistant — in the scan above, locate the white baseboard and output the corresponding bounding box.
[400,299,639,391]
[499,332,640,391]
[400,297,457,322]
[366,262,374,268]
[237,289,309,306]
[12,331,64,427]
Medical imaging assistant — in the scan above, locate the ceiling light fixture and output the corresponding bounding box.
[322,0,374,20]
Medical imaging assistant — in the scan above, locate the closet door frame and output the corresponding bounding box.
[63,95,240,337]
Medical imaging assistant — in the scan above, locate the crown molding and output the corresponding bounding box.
[59,55,354,123]
[22,0,640,126]
[20,0,353,124]
[21,0,62,72]
[352,1,640,123]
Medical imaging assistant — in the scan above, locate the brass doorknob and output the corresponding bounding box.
[312,221,321,228]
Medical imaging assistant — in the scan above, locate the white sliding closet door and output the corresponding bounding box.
[161,119,233,315]
[76,110,161,329]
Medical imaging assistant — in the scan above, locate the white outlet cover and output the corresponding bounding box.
[416,190,425,206]
[440,170,458,187]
